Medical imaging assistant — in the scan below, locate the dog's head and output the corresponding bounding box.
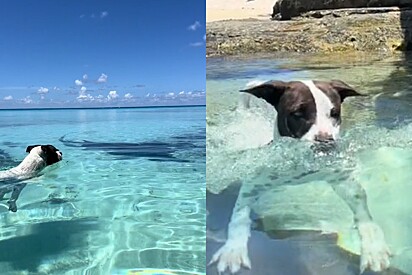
[25,145,63,165]
[240,80,362,143]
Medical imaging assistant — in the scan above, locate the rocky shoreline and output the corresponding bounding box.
[206,7,412,57]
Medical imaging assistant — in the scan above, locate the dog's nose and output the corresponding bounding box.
[314,132,334,143]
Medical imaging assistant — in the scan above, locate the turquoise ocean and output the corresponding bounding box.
[0,106,205,275]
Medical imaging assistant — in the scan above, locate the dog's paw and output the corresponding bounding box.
[358,222,391,273]
[209,241,251,274]
[7,201,17,212]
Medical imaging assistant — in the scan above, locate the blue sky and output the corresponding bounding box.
[0,0,205,108]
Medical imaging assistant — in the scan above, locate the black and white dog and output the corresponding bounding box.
[0,145,63,212]
[209,80,391,273]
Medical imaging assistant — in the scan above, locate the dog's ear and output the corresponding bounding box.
[26,145,40,153]
[330,80,363,102]
[40,145,55,153]
[239,81,288,110]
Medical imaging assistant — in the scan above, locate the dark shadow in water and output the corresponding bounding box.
[206,182,406,275]
[372,6,412,128]
[0,149,20,169]
[0,218,99,272]
[2,142,21,148]
[59,129,205,163]
[401,6,412,51]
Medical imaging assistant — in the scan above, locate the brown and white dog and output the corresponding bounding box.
[209,80,391,274]
[0,145,63,212]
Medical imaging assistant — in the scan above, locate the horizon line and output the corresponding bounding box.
[0,104,206,111]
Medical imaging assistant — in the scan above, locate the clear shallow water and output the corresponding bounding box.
[0,106,205,274]
[206,53,412,274]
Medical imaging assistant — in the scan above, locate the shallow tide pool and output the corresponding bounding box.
[206,53,412,274]
[0,106,206,275]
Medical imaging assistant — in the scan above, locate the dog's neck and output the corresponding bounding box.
[5,151,47,181]
[14,154,46,173]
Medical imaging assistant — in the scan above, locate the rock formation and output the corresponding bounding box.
[272,0,412,20]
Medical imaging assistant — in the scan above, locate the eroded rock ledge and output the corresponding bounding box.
[206,7,412,57]
[272,0,411,20]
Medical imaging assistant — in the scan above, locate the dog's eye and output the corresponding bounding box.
[330,108,340,119]
[291,111,303,118]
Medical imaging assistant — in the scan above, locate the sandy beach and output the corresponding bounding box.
[206,0,275,22]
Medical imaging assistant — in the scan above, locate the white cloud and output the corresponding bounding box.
[166,92,175,97]
[179,91,185,95]
[107,90,118,100]
[82,12,108,20]
[76,86,94,102]
[124,93,133,99]
[75,79,83,86]
[22,96,33,104]
[83,74,88,80]
[53,86,60,91]
[100,11,109,18]
[190,42,203,47]
[77,94,94,101]
[94,95,105,103]
[203,34,206,41]
[78,87,92,100]
[188,21,201,31]
[37,87,49,94]
[97,73,108,83]
[3,95,13,101]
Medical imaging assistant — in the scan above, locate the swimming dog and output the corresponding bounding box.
[0,145,63,212]
[209,80,391,273]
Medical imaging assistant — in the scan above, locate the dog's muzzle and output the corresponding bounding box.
[57,151,63,160]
